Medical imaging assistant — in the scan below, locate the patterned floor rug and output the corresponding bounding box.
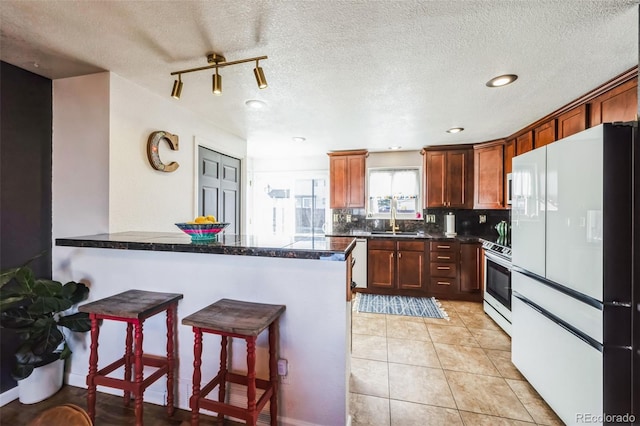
[354,293,448,319]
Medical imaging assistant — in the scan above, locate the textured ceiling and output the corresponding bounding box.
[1,1,638,159]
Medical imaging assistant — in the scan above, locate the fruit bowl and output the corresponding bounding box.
[175,222,229,242]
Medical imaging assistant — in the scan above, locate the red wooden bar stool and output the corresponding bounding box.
[79,289,184,426]
[182,299,286,426]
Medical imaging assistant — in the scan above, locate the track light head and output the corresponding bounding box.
[212,68,222,95]
[254,61,267,89]
[171,75,183,99]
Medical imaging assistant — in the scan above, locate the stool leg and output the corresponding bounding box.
[134,320,144,426]
[124,322,133,407]
[217,335,228,422]
[191,327,203,426]
[166,304,176,417]
[86,314,100,423]
[246,336,257,426]
[269,320,279,426]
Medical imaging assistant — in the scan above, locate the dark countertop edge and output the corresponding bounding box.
[56,234,356,262]
[326,232,495,243]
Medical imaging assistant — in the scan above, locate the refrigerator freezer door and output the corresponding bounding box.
[512,273,603,425]
[511,147,546,276]
[546,126,604,302]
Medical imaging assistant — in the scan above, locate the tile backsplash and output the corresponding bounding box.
[330,208,510,238]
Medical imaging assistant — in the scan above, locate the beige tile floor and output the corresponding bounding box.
[349,299,565,426]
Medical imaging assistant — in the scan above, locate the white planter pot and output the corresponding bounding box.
[18,358,64,404]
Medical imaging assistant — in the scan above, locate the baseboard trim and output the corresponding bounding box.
[0,386,19,407]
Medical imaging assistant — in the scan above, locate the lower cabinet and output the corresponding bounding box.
[368,240,426,292]
[365,238,482,300]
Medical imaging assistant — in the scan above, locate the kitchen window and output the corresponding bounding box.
[368,167,421,218]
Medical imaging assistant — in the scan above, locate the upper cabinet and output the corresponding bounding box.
[328,150,367,208]
[557,104,588,139]
[589,78,637,125]
[516,131,533,155]
[422,146,473,209]
[533,119,556,148]
[473,140,505,209]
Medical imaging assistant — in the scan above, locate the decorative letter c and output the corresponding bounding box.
[147,131,179,172]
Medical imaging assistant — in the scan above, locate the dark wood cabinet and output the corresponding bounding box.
[397,241,426,290]
[459,242,482,295]
[423,147,473,209]
[516,131,533,155]
[473,141,504,209]
[427,241,459,296]
[368,240,395,289]
[533,119,556,148]
[557,105,588,139]
[367,239,426,292]
[589,78,637,126]
[328,150,367,209]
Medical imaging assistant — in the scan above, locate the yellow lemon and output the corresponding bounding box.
[194,216,208,224]
[206,215,217,223]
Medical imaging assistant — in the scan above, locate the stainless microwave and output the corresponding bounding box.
[506,173,513,205]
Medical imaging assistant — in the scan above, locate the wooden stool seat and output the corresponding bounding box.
[182,299,285,426]
[79,290,183,426]
[27,404,92,426]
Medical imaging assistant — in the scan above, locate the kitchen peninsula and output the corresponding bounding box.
[54,231,355,426]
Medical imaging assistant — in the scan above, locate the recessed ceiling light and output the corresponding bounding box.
[245,99,267,109]
[486,74,518,87]
[292,136,306,143]
[446,127,464,134]
[388,146,402,150]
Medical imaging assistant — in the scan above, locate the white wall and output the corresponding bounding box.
[367,150,422,168]
[53,72,248,238]
[53,73,111,239]
[108,74,247,232]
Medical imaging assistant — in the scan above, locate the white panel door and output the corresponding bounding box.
[545,126,603,301]
[511,147,546,276]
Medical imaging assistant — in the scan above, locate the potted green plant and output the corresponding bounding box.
[0,263,91,403]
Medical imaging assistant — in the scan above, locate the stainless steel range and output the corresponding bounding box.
[482,239,512,336]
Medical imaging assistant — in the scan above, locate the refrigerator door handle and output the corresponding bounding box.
[512,265,604,310]
[513,291,603,353]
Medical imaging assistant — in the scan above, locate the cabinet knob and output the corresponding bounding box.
[437,281,451,285]
[437,256,450,260]
[437,245,450,249]
[437,266,450,270]
[398,252,402,258]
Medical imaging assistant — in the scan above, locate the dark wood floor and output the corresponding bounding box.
[0,385,244,425]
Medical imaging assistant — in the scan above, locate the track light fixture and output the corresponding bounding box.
[170,53,268,98]
[171,75,183,99]
[254,60,267,89]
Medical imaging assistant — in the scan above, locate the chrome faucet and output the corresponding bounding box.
[390,198,399,234]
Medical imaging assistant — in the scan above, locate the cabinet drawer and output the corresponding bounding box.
[429,277,458,293]
[429,241,457,252]
[368,239,395,250]
[430,252,457,262]
[430,262,457,277]
[398,241,425,251]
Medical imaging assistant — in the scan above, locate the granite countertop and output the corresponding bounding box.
[325,230,497,244]
[55,231,356,261]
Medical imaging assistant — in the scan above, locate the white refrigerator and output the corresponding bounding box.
[511,123,637,425]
